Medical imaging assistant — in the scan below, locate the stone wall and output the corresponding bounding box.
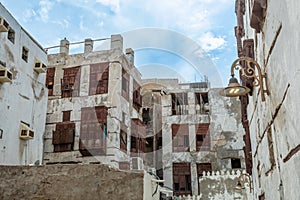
[235,0,300,199]
[0,164,144,200]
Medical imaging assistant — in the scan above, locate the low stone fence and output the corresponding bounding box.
[0,164,144,200]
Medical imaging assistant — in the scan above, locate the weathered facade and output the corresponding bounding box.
[141,79,246,196]
[235,0,300,199]
[43,35,146,170]
[0,3,48,165]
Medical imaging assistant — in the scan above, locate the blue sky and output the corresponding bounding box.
[0,0,237,87]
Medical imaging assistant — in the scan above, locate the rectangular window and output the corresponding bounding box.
[171,93,188,115]
[196,124,210,151]
[173,163,192,196]
[7,28,15,44]
[172,124,189,152]
[122,68,129,100]
[231,158,241,169]
[79,106,107,156]
[195,93,209,114]
[133,79,142,111]
[89,63,109,95]
[130,119,146,155]
[62,111,71,122]
[46,68,55,96]
[22,47,28,62]
[120,130,127,152]
[52,123,75,152]
[61,66,80,98]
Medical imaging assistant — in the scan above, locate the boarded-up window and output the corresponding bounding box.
[173,163,192,196]
[133,79,142,111]
[52,123,75,152]
[62,111,71,122]
[46,68,55,96]
[196,124,210,151]
[171,93,188,115]
[61,67,81,98]
[130,119,146,156]
[89,63,109,95]
[79,106,107,156]
[122,68,129,100]
[172,124,189,152]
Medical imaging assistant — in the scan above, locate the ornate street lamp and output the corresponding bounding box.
[221,57,270,101]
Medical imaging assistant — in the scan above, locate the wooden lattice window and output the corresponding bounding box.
[122,68,130,100]
[133,79,142,111]
[173,163,192,196]
[196,124,210,151]
[46,68,55,96]
[52,123,75,152]
[89,63,109,95]
[61,67,81,98]
[130,119,146,155]
[197,163,212,177]
[79,106,107,156]
[172,124,189,152]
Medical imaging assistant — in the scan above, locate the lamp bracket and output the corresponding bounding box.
[231,57,269,101]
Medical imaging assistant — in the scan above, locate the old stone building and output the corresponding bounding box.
[141,79,246,196]
[0,3,48,165]
[43,35,146,170]
[234,0,300,199]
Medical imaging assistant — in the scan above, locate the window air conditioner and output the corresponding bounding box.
[0,16,9,32]
[34,59,47,73]
[19,122,34,140]
[0,65,12,83]
[131,157,144,170]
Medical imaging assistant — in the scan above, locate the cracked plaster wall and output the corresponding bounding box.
[241,0,300,199]
[0,3,48,165]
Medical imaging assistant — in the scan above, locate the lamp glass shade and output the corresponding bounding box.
[221,77,250,97]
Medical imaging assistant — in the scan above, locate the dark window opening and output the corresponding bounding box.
[133,80,142,111]
[8,28,15,44]
[22,47,28,62]
[171,93,188,115]
[195,93,209,114]
[142,108,151,124]
[120,130,127,152]
[157,136,162,149]
[130,119,146,155]
[231,158,241,169]
[197,135,204,141]
[131,136,136,149]
[46,68,55,96]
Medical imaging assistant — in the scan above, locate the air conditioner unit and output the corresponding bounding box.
[204,103,210,112]
[131,157,144,170]
[0,16,9,32]
[0,65,12,83]
[34,60,47,73]
[19,122,34,140]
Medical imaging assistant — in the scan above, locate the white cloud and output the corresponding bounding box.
[198,32,226,52]
[38,0,55,22]
[96,0,120,13]
[23,9,37,23]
